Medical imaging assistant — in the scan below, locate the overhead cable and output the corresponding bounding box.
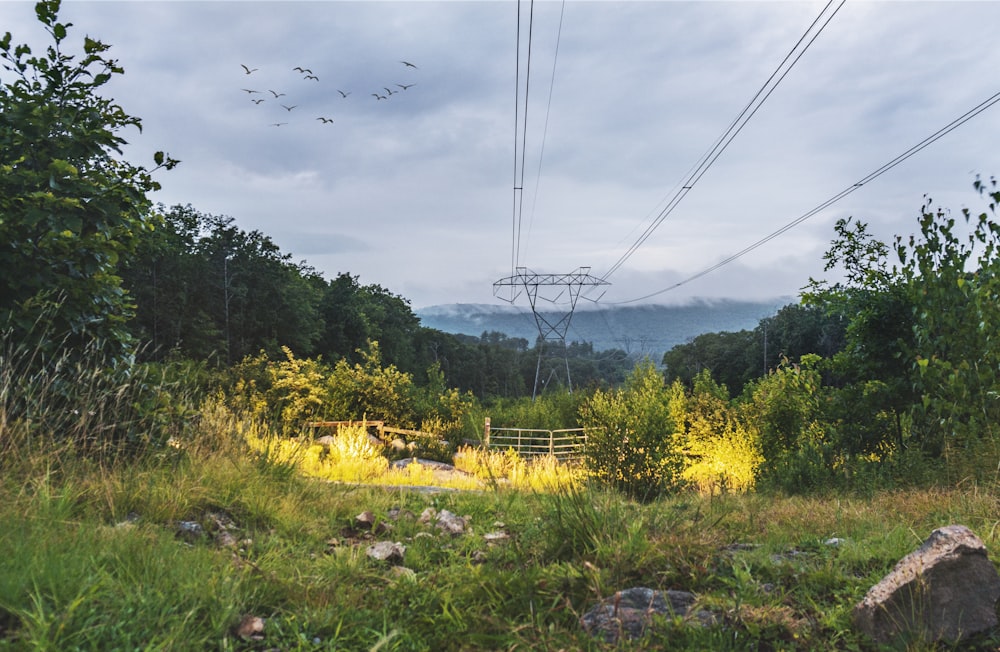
[610,88,1000,305]
[522,0,568,265]
[600,0,844,282]
[510,0,536,285]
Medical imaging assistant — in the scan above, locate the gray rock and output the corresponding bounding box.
[391,458,460,472]
[853,524,1000,644]
[580,587,710,644]
[175,520,204,542]
[435,509,468,536]
[366,541,406,564]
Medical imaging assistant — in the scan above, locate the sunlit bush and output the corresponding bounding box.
[677,371,762,494]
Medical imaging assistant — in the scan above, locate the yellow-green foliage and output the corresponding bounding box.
[676,371,763,495]
[682,422,762,495]
[247,424,390,483]
[416,363,475,441]
[327,342,416,426]
[453,445,584,492]
[267,347,330,433]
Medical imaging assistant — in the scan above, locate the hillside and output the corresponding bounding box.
[416,298,791,358]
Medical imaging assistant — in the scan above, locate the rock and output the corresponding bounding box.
[234,614,265,640]
[315,435,336,449]
[392,458,461,472]
[356,511,377,529]
[387,506,415,521]
[366,541,406,564]
[175,520,204,542]
[853,524,1000,644]
[580,587,711,644]
[435,509,468,535]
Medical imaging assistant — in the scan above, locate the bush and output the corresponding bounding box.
[579,360,681,500]
[677,371,762,494]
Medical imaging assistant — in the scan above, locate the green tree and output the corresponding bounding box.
[121,205,322,363]
[579,359,681,500]
[895,180,1000,467]
[0,0,177,365]
[803,217,915,453]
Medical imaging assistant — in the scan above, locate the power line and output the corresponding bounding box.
[510,0,536,287]
[599,0,844,282]
[611,88,1000,305]
[522,0,567,265]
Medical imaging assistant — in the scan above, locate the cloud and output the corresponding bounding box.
[3,1,999,310]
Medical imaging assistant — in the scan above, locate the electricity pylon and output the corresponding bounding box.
[493,267,609,399]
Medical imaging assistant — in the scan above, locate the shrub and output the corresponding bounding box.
[579,360,681,500]
[677,371,763,494]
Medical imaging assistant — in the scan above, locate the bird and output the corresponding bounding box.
[268,90,285,98]
[241,64,258,74]
[400,60,418,69]
[396,83,416,91]
[270,122,288,127]
[317,117,334,123]
[251,98,265,104]
[293,67,312,74]
[372,93,386,100]
[241,88,261,94]
[280,104,298,111]
[304,74,319,81]
[337,89,351,98]
[384,87,396,96]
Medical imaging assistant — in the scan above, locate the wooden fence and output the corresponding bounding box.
[484,418,587,462]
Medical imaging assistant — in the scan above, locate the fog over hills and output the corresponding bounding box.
[416,298,792,359]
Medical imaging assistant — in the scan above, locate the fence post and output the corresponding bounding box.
[549,430,554,456]
[484,417,490,447]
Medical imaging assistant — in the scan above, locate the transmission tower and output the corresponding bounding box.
[494,267,609,399]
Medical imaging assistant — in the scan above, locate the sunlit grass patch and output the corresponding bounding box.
[453,444,584,492]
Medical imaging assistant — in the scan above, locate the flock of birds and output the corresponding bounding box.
[238,60,419,127]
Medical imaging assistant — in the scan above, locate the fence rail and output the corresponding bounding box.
[485,420,587,462]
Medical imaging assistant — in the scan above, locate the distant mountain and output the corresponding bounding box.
[416,298,792,358]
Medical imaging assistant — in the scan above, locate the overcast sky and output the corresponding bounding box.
[4,0,1000,310]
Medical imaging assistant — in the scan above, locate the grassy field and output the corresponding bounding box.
[3,406,1000,652]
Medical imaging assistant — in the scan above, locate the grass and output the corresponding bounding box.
[5,388,1000,648]
[5,447,1000,650]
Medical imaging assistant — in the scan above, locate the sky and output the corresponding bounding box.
[3,0,1000,311]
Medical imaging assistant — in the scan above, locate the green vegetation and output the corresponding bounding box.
[7,2,1000,648]
[5,377,1000,650]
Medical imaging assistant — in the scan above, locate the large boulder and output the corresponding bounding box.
[853,524,1000,644]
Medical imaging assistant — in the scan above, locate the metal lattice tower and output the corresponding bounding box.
[494,267,609,399]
